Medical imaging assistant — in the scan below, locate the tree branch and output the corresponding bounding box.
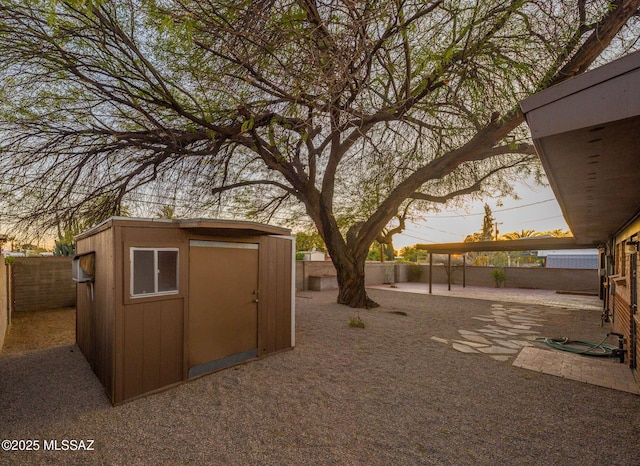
[210,180,295,196]
[409,156,533,204]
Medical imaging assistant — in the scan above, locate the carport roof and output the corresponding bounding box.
[520,50,640,245]
[415,237,596,254]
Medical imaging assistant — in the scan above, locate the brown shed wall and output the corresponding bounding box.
[76,219,293,404]
[76,226,116,399]
[114,223,188,404]
[121,299,184,401]
[0,264,8,353]
[259,235,293,355]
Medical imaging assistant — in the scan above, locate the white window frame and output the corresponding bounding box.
[130,247,179,298]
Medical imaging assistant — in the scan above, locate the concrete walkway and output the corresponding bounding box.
[514,346,639,395]
[370,282,638,395]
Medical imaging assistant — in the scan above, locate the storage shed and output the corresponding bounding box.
[74,217,295,404]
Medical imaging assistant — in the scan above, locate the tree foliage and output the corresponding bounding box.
[500,229,538,240]
[295,230,326,252]
[0,0,638,307]
[464,203,495,242]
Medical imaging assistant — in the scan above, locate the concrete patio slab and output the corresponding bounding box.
[368,282,602,310]
[513,347,639,395]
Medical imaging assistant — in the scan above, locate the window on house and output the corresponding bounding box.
[619,242,627,277]
[130,248,179,297]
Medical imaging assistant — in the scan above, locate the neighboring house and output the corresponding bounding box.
[298,249,326,261]
[521,50,640,388]
[537,249,599,269]
[2,251,25,257]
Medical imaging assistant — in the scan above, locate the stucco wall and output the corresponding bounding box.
[408,264,598,292]
[10,257,75,312]
[296,261,598,293]
[295,260,337,291]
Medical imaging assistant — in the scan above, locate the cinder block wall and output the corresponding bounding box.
[10,257,75,312]
[296,260,598,293]
[295,260,337,291]
[408,264,598,292]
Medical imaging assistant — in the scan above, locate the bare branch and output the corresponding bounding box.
[210,180,295,196]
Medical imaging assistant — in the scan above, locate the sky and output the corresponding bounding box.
[393,180,570,250]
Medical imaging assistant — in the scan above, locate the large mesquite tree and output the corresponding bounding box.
[0,1,638,307]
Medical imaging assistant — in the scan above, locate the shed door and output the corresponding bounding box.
[188,240,259,378]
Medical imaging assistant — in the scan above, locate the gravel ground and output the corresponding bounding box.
[1,289,639,465]
[1,308,76,353]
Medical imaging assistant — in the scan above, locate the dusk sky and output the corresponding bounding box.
[393,180,569,249]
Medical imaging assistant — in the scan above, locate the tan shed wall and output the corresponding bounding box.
[114,223,188,404]
[258,236,293,356]
[76,226,116,400]
[121,299,184,401]
[77,219,294,404]
[0,264,8,354]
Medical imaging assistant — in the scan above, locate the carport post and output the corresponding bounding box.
[429,253,433,294]
[447,253,451,291]
[463,254,466,288]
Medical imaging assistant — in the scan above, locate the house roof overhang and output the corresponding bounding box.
[520,51,640,246]
[415,237,597,254]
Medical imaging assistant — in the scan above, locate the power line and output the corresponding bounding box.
[405,225,460,237]
[0,177,295,223]
[423,198,556,218]
[397,232,439,244]
[526,215,565,224]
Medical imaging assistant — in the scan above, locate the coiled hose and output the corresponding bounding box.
[535,335,618,357]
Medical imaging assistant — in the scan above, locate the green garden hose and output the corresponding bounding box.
[535,335,618,357]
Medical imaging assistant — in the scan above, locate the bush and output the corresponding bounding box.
[491,268,506,288]
[54,240,75,257]
[348,315,365,328]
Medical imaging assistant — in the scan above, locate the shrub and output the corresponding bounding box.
[54,240,75,257]
[348,315,365,328]
[491,268,506,288]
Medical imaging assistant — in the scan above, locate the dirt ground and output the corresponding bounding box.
[1,291,639,465]
[2,308,75,354]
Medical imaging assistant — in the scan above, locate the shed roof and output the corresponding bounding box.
[520,50,640,245]
[76,217,290,240]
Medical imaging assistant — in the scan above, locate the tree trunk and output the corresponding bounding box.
[332,248,380,308]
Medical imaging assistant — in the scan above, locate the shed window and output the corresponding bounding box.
[131,248,179,297]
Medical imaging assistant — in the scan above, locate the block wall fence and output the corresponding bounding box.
[296,261,598,293]
[8,257,76,312]
[2,257,597,314]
